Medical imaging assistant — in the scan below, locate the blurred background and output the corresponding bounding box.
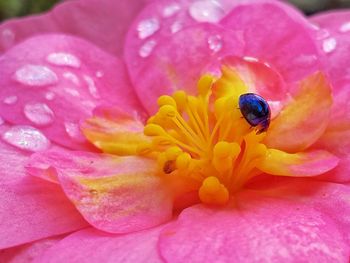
[0,0,350,21]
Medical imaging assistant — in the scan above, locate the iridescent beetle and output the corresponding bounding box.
[238,93,271,134]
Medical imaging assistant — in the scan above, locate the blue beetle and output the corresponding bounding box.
[238,93,271,134]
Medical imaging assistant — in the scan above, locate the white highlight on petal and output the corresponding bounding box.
[24,102,55,126]
[2,125,51,152]
[14,64,58,87]
[137,18,160,39]
[139,40,157,58]
[47,52,81,68]
[322,38,337,53]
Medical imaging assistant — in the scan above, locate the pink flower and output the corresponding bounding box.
[1,0,350,262]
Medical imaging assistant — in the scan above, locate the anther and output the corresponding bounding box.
[144,124,165,136]
[157,95,177,107]
[159,105,177,118]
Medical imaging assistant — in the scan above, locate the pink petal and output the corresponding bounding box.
[0,136,30,184]
[310,12,350,130]
[246,177,350,246]
[309,12,350,182]
[35,226,164,263]
[0,235,64,263]
[0,0,148,55]
[81,105,150,155]
[28,149,173,233]
[159,190,349,262]
[220,0,322,83]
[0,34,144,150]
[0,177,87,249]
[258,149,339,177]
[0,131,87,249]
[264,72,332,152]
[313,129,350,182]
[125,22,244,113]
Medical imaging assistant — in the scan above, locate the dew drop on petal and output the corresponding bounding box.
[64,88,80,97]
[339,22,350,33]
[24,102,55,126]
[14,65,58,87]
[243,56,259,63]
[139,40,157,58]
[63,72,80,86]
[171,21,183,34]
[189,0,225,23]
[46,52,81,68]
[3,95,18,105]
[208,35,222,52]
[2,125,50,152]
[137,18,160,39]
[83,75,100,99]
[45,91,55,101]
[322,37,337,53]
[163,3,181,17]
[95,71,104,78]
[64,122,84,142]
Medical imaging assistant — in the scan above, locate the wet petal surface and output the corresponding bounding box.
[264,73,332,152]
[0,34,143,150]
[28,149,173,233]
[159,189,348,263]
[0,0,148,55]
[35,226,165,263]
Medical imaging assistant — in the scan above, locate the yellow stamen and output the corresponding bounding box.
[141,67,269,205]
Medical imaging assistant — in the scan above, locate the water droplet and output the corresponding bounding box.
[63,72,80,86]
[3,95,18,105]
[45,91,55,101]
[171,21,182,33]
[340,22,350,33]
[137,18,160,39]
[243,56,259,63]
[15,65,58,87]
[189,0,225,23]
[323,37,337,53]
[64,88,80,97]
[64,122,84,141]
[95,71,104,78]
[83,75,100,99]
[47,52,81,68]
[139,40,157,58]
[163,3,181,17]
[24,102,54,126]
[2,125,50,152]
[208,35,222,52]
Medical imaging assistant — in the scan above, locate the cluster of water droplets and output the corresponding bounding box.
[311,21,349,55]
[1,50,105,152]
[137,0,226,59]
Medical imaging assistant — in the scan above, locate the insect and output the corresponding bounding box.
[238,93,271,134]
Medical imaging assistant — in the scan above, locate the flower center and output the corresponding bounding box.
[138,67,269,205]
